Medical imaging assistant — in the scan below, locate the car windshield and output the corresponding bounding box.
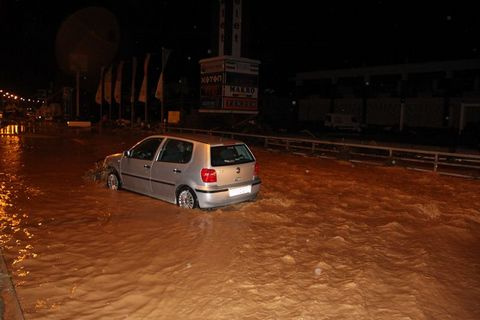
[210,144,254,167]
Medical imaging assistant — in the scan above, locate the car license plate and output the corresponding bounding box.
[228,185,251,197]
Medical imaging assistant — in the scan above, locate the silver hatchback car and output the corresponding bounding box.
[103,133,261,209]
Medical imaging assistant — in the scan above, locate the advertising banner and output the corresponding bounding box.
[199,56,259,114]
[224,85,257,99]
[223,97,257,110]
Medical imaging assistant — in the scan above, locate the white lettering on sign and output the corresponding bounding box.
[224,86,257,98]
[201,74,223,84]
[230,86,255,94]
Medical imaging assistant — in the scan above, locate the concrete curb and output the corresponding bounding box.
[0,249,25,320]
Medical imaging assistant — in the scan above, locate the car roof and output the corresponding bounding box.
[147,133,244,146]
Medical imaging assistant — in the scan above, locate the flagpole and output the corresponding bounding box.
[131,57,137,128]
[115,61,124,120]
[76,70,80,119]
[144,56,149,125]
[118,80,122,121]
[138,54,150,126]
[160,47,165,126]
[154,48,171,131]
[100,66,104,125]
[109,67,112,121]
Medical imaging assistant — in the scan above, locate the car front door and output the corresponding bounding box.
[120,138,163,195]
[150,139,194,203]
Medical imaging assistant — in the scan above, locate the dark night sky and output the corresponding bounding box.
[1,0,479,97]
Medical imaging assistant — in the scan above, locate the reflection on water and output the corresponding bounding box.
[0,132,35,278]
[0,124,25,135]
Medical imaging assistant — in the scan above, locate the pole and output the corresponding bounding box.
[160,48,165,126]
[400,102,405,132]
[100,67,104,125]
[118,83,122,121]
[459,104,465,135]
[144,68,148,125]
[159,47,171,127]
[109,77,112,121]
[131,57,137,128]
[76,71,80,118]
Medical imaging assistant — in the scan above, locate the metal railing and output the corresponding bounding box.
[165,127,480,179]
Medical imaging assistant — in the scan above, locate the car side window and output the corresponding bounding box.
[130,138,163,160]
[158,139,193,163]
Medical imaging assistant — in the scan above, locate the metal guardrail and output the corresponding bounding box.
[166,127,480,179]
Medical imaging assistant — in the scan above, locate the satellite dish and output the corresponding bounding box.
[55,7,120,81]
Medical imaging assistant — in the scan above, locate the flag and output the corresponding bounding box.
[104,65,113,104]
[138,53,151,103]
[155,72,164,103]
[155,48,171,103]
[114,61,124,104]
[130,57,137,104]
[95,67,104,105]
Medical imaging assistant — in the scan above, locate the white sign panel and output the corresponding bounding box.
[224,85,257,99]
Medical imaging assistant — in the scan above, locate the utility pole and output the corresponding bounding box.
[76,71,80,119]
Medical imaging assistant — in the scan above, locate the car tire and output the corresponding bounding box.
[177,187,197,209]
[248,193,258,202]
[107,172,121,190]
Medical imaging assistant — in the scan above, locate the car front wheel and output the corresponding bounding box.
[177,187,197,209]
[107,172,120,190]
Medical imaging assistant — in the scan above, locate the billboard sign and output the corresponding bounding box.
[199,56,260,114]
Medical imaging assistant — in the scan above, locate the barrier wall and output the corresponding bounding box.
[298,97,474,128]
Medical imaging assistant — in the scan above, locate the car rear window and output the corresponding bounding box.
[210,144,254,167]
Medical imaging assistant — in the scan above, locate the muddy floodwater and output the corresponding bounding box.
[1,125,480,319]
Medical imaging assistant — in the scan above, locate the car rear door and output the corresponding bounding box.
[120,138,163,195]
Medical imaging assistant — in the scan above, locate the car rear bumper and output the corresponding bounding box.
[195,180,261,209]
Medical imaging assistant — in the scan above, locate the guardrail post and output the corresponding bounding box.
[434,154,438,172]
[388,149,395,165]
[312,143,316,153]
[286,140,290,151]
[264,138,268,148]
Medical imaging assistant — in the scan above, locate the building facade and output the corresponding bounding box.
[295,59,480,133]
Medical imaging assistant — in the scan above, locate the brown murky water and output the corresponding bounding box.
[1,124,480,319]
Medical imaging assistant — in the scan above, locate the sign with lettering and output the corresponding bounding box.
[224,85,257,98]
[200,73,223,84]
[223,97,257,110]
[199,56,260,114]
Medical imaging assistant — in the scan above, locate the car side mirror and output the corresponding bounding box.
[123,150,132,157]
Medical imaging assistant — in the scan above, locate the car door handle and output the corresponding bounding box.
[173,169,181,173]
[144,164,151,169]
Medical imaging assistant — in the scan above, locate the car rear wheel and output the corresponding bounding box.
[107,172,120,190]
[177,187,197,209]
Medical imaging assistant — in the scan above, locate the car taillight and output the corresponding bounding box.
[254,163,259,177]
[201,168,217,183]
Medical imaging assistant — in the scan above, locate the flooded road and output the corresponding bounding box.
[1,124,480,319]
